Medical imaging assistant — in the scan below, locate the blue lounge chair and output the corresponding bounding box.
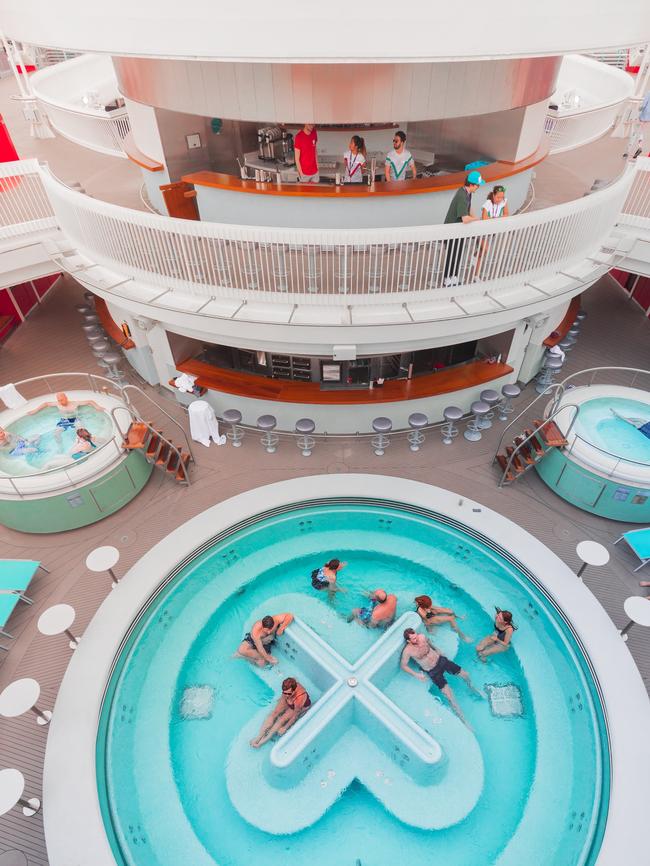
[614,529,650,572]
[0,560,47,645]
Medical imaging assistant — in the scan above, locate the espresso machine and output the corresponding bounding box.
[257,126,294,164]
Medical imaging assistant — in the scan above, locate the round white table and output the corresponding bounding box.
[86,545,121,588]
[0,677,51,726]
[37,603,80,649]
[0,850,28,866]
[620,595,650,641]
[0,768,40,817]
[576,540,610,578]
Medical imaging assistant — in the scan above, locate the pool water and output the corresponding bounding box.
[98,502,609,866]
[575,396,650,463]
[0,405,113,475]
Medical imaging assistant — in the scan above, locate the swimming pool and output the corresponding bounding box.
[93,500,608,866]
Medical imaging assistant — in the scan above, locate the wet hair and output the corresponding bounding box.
[415,595,432,609]
[261,615,274,629]
[394,130,406,144]
[351,135,366,157]
[282,677,297,691]
[403,627,416,640]
[496,607,517,629]
[325,558,340,570]
[76,428,93,442]
[375,589,387,602]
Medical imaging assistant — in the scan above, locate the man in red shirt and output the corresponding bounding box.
[294,123,319,183]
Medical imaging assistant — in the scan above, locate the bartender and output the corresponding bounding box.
[294,123,319,183]
[385,130,416,182]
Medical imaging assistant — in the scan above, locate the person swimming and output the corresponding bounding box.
[476,608,516,661]
[414,594,472,643]
[610,408,650,439]
[70,428,97,459]
[311,558,346,597]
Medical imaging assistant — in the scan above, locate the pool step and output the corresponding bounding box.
[495,418,568,487]
[123,421,192,485]
[532,419,568,448]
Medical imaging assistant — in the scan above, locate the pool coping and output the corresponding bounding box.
[42,474,650,866]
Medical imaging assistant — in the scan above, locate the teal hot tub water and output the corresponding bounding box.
[97,502,609,866]
[536,395,650,521]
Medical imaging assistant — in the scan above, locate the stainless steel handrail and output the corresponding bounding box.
[111,406,191,486]
[121,384,195,462]
[566,430,650,473]
[548,366,650,415]
[492,383,564,462]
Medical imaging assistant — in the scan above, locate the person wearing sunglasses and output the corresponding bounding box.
[385,130,416,182]
[475,184,509,279]
[250,677,311,748]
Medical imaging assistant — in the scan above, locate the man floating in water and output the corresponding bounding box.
[348,588,397,628]
[400,628,482,726]
[610,408,650,439]
[235,612,294,667]
[250,677,311,747]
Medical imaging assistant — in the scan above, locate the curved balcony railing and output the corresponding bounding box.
[0,159,56,240]
[30,54,130,158]
[619,156,650,229]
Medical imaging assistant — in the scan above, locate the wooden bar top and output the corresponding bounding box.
[176,358,513,405]
[183,141,548,199]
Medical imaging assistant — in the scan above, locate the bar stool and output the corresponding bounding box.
[535,356,564,393]
[82,323,100,335]
[103,351,127,387]
[92,340,111,356]
[75,303,91,315]
[0,769,40,818]
[479,389,500,429]
[559,338,575,353]
[86,332,105,346]
[223,409,244,447]
[0,677,52,726]
[407,412,428,452]
[371,417,392,456]
[441,406,463,445]
[498,383,521,421]
[295,418,316,457]
[83,291,95,302]
[37,603,81,650]
[83,313,100,324]
[257,415,279,453]
[464,401,490,441]
[575,310,587,324]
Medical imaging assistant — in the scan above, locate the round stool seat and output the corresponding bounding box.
[75,304,91,314]
[86,332,105,344]
[501,383,520,398]
[480,389,500,406]
[83,313,100,323]
[372,417,392,434]
[103,351,123,365]
[223,409,242,425]
[83,291,95,302]
[295,418,316,435]
[257,414,277,431]
[82,323,100,334]
[567,327,580,339]
[470,400,490,416]
[408,412,428,429]
[544,356,564,370]
[92,340,110,353]
[575,310,587,322]
[443,406,463,422]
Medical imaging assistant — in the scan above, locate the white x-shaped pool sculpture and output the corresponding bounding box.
[227,596,483,834]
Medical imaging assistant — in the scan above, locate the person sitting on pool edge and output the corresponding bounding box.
[28,391,103,437]
[250,677,311,748]
[414,594,472,643]
[311,558,346,597]
[476,608,516,661]
[400,628,481,726]
[348,588,397,628]
[235,612,294,667]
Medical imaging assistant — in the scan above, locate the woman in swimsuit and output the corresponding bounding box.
[70,428,97,460]
[235,612,294,667]
[476,608,516,661]
[414,595,472,642]
[311,558,346,597]
[250,677,311,748]
[610,408,650,439]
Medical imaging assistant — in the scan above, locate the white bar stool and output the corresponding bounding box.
[464,401,490,442]
[498,383,521,421]
[86,545,121,588]
[535,356,563,393]
[371,417,392,456]
[0,769,40,817]
[441,406,462,445]
[620,596,650,641]
[407,412,428,452]
[295,418,316,456]
[479,389,500,429]
[257,415,279,453]
[223,409,244,447]
[103,351,127,386]
[575,540,610,579]
[0,677,52,726]
[37,603,81,650]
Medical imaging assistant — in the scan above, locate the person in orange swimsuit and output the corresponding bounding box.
[250,677,311,748]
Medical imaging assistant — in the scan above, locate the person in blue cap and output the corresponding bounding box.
[443,170,484,286]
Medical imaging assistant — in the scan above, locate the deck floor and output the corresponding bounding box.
[0,272,649,862]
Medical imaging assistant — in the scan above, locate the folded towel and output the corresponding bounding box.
[0,383,27,409]
[175,373,198,394]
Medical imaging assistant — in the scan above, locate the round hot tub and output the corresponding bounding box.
[535,384,650,521]
[0,388,153,532]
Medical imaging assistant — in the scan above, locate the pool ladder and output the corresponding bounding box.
[111,406,194,486]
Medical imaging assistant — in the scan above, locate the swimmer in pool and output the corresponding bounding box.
[250,677,311,747]
[610,408,650,439]
[0,427,13,450]
[70,428,97,459]
[414,594,472,642]
[311,558,347,598]
[28,392,103,439]
[348,588,397,628]
[401,628,481,726]
[0,426,40,456]
[235,612,294,667]
[476,608,516,661]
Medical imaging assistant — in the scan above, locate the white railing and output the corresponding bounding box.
[584,49,630,69]
[619,156,650,229]
[544,102,623,154]
[36,100,130,157]
[38,162,634,305]
[0,158,57,240]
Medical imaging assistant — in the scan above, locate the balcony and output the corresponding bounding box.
[30,54,130,158]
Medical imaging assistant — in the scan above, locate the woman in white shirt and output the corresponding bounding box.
[476,185,509,279]
[343,135,367,183]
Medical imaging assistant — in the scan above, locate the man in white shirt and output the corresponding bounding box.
[385,130,416,182]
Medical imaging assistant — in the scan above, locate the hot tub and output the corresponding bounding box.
[535,384,650,521]
[0,388,153,533]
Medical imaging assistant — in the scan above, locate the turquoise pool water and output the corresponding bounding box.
[0,405,112,475]
[98,502,609,866]
[574,396,650,463]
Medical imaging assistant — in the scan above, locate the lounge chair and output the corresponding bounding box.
[0,560,47,644]
[614,529,650,572]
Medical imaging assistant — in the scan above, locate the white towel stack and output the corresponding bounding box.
[0,383,27,409]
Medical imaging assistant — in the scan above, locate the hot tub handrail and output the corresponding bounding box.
[492,383,565,464]
[9,372,121,397]
[497,403,580,487]
[550,366,650,413]
[567,429,650,473]
[109,404,192,485]
[120,384,195,462]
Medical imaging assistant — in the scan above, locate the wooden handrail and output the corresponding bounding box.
[543,296,581,347]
